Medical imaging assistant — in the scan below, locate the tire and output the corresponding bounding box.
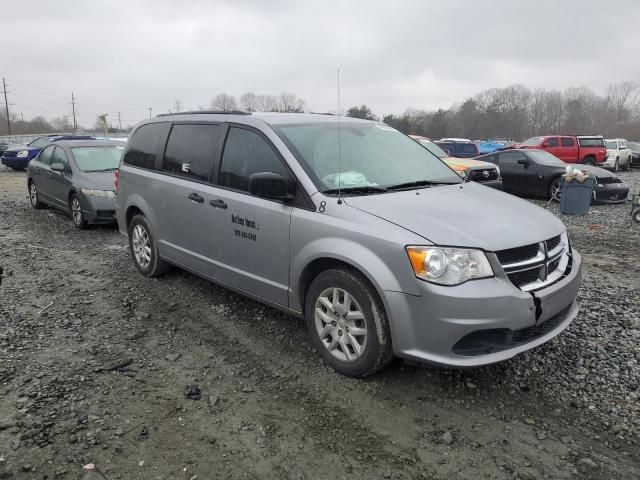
[623,156,630,171]
[633,209,640,224]
[548,176,562,202]
[614,158,619,172]
[69,193,88,229]
[28,181,45,209]
[127,214,170,277]
[582,157,595,166]
[304,268,393,377]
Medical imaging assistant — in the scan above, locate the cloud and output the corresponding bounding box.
[3,0,639,126]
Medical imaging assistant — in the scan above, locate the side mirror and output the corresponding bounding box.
[51,163,65,172]
[517,158,530,166]
[248,172,293,200]
[620,145,626,150]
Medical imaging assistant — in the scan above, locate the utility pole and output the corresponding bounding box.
[2,77,11,135]
[71,93,77,132]
[148,107,152,119]
[117,112,122,130]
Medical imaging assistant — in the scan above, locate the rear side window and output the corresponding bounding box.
[544,137,559,147]
[38,145,55,165]
[561,137,574,147]
[219,127,289,192]
[162,124,223,181]
[123,123,169,170]
[578,137,604,147]
[499,151,526,165]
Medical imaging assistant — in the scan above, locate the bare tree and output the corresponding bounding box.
[606,81,639,123]
[211,93,238,112]
[257,94,279,112]
[174,100,182,113]
[239,92,259,112]
[277,92,306,113]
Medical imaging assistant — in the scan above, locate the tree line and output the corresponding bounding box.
[375,81,640,141]
[2,82,639,140]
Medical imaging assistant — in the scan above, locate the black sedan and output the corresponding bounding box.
[26,140,123,228]
[477,149,629,204]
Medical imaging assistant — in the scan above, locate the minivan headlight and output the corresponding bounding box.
[81,188,115,198]
[17,150,29,158]
[406,246,494,285]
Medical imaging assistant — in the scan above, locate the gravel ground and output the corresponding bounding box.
[0,166,639,480]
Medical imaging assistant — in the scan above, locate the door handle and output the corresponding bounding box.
[187,193,204,203]
[34,167,40,173]
[209,199,227,209]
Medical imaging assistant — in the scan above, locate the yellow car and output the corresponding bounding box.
[410,135,503,189]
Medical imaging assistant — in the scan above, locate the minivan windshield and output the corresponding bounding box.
[71,146,124,171]
[417,139,447,158]
[274,122,461,193]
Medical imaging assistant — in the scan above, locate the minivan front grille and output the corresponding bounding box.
[496,234,569,292]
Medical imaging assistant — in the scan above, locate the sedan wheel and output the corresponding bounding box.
[29,182,44,209]
[549,177,562,202]
[70,194,88,229]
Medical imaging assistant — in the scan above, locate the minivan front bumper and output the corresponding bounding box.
[384,250,582,367]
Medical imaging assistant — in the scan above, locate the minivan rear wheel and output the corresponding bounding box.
[128,214,170,277]
[304,268,392,377]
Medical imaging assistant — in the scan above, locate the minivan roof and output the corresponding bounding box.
[145,111,374,126]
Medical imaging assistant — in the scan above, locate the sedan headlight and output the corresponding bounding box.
[406,246,494,285]
[81,188,115,198]
[17,150,29,158]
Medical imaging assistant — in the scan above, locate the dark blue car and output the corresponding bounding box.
[1,134,94,170]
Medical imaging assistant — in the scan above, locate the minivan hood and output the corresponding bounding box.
[344,182,565,252]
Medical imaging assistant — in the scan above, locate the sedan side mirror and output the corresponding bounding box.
[517,158,530,166]
[248,172,293,201]
[51,163,65,172]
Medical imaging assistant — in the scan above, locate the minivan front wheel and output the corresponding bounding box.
[128,214,170,277]
[305,268,392,377]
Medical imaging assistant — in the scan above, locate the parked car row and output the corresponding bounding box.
[1,134,94,170]
[14,112,584,377]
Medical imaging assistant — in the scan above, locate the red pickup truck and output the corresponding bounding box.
[515,135,606,165]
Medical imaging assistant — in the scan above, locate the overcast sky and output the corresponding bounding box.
[3,0,639,128]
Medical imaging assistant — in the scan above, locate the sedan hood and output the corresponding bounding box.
[579,165,616,179]
[344,182,565,252]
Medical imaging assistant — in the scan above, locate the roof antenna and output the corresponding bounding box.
[337,68,343,205]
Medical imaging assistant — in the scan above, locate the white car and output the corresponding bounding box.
[603,138,632,171]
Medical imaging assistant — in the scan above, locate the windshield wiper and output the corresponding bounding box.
[323,186,387,195]
[386,180,460,191]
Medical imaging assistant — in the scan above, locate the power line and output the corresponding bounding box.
[2,77,11,134]
[71,93,77,132]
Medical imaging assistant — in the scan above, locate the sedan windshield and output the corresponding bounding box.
[274,122,461,193]
[28,137,52,148]
[521,137,543,146]
[526,150,565,166]
[71,146,124,171]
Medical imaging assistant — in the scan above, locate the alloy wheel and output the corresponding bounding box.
[132,224,152,269]
[29,183,38,207]
[71,197,83,225]
[314,287,367,362]
[551,179,562,202]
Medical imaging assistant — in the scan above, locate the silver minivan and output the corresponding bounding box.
[115,112,582,377]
